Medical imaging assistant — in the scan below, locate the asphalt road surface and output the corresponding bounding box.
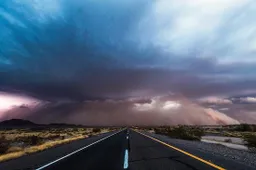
[0,129,255,170]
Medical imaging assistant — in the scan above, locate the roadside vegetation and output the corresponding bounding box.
[243,134,256,147]
[234,124,256,148]
[0,127,114,162]
[153,126,204,141]
[203,124,256,147]
[135,124,256,147]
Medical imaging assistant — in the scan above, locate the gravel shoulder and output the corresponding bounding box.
[144,131,256,170]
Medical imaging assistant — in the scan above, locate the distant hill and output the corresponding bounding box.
[0,119,37,127]
[0,119,86,128]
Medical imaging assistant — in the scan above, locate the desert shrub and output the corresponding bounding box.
[0,136,10,154]
[83,132,89,136]
[17,136,42,145]
[73,128,80,132]
[68,132,75,136]
[154,127,171,135]
[154,126,204,141]
[92,128,101,133]
[29,136,41,145]
[46,135,61,140]
[190,127,204,137]
[168,126,203,141]
[235,124,256,132]
[243,134,256,147]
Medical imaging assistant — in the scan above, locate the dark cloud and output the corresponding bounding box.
[0,0,256,102]
[2,65,256,101]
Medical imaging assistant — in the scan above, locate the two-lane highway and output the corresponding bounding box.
[1,129,255,170]
[32,129,235,170]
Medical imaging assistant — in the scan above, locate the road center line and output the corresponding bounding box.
[123,149,129,169]
[36,129,124,170]
[134,130,226,170]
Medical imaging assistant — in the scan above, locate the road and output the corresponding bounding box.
[0,129,255,170]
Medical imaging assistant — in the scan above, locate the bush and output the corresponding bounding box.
[92,128,101,133]
[0,136,10,154]
[243,134,256,147]
[154,127,171,135]
[29,136,41,145]
[17,136,42,146]
[168,126,203,141]
[46,135,61,140]
[154,126,204,141]
[235,124,256,132]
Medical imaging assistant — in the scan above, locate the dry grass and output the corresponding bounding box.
[0,152,24,162]
[0,135,85,162]
[7,146,23,153]
[0,127,114,162]
[26,135,84,153]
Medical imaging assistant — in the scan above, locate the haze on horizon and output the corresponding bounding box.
[0,0,256,125]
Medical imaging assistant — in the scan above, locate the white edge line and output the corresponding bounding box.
[123,149,129,169]
[36,129,125,170]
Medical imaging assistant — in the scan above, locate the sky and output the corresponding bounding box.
[0,0,256,125]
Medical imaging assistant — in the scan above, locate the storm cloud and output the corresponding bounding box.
[0,0,256,100]
[0,0,256,124]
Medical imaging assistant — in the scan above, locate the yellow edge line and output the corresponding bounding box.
[134,130,226,170]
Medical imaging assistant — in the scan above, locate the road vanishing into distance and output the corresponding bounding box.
[0,129,255,170]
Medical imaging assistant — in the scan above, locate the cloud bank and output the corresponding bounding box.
[0,0,256,124]
[0,0,256,100]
